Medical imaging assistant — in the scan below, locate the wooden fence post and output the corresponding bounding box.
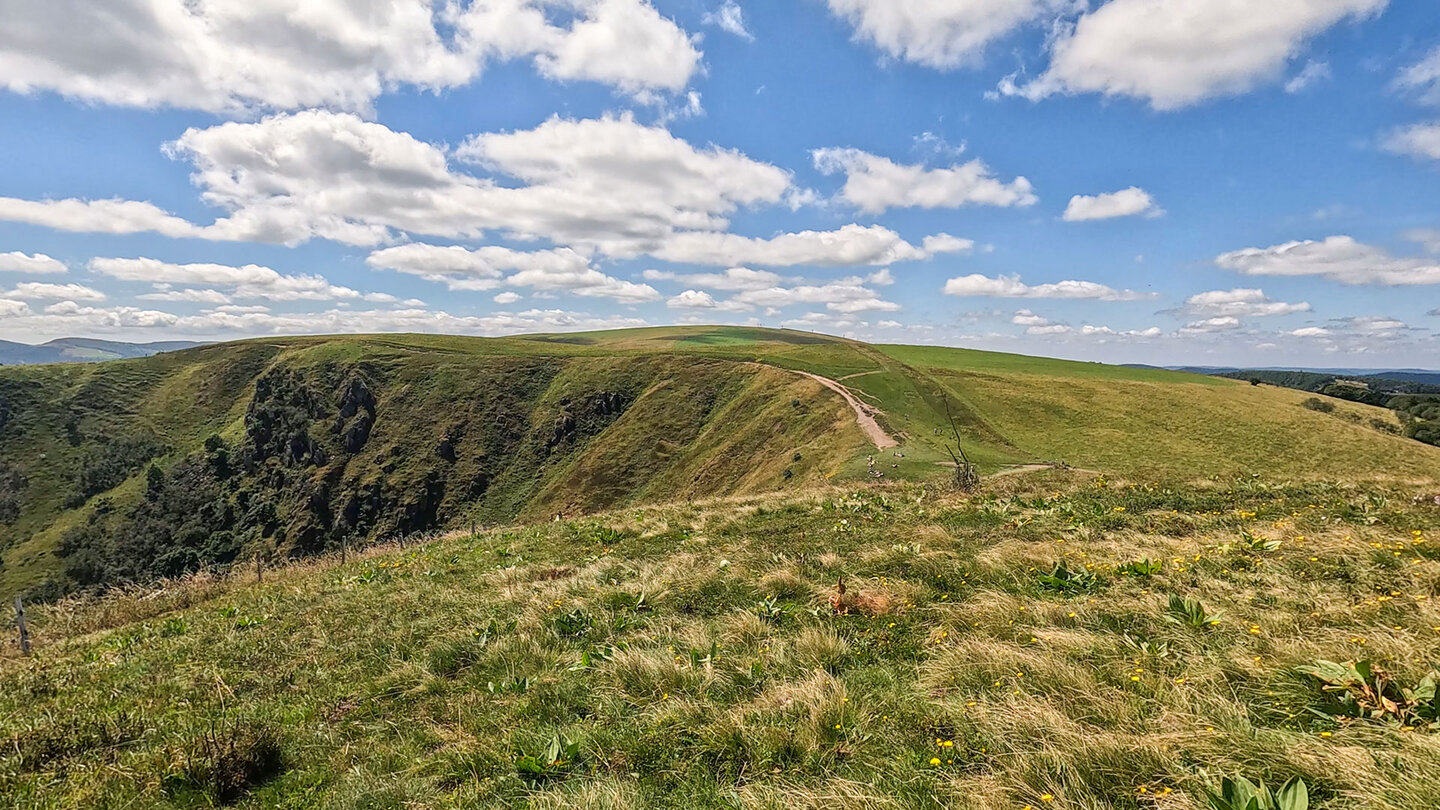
[341,536,349,566]
[255,551,263,583]
[14,595,30,656]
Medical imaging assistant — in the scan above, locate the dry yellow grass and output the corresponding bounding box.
[3,469,1438,809]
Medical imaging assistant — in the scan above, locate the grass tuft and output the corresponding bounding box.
[170,719,284,805]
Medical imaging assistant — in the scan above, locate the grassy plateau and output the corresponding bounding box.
[1,327,1438,809]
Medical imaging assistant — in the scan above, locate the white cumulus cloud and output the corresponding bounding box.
[138,288,234,304]
[812,147,1036,214]
[88,256,396,302]
[943,273,1154,300]
[1215,235,1440,285]
[366,242,657,302]
[0,0,701,114]
[651,225,971,267]
[730,278,900,312]
[643,267,784,291]
[0,299,653,342]
[1061,187,1161,221]
[1008,308,1161,338]
[0,113,973,274]
[5,282,106,301]
[1002,0,1385,110]
[1010,309,1052,326]
[0,112,803,252]
[1383,122,1440,162]
[159,110,794,249]
[1180,288,1310,317]
[824,0,1054,69]
[0,251,66,274]
[667,289,720,308]
[0,197,217,240]
[1180,315,1243,333]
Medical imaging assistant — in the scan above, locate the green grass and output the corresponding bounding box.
[4,470,1439,808]
[0,335,867,595]
[4,326,1437,598]
[4,328,1438,809]
[877,343,1221,383]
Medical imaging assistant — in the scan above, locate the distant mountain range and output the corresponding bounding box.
[1125,364,1440,386]
[0,338,202,365]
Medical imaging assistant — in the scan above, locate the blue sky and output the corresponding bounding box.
[0,0,1438,367]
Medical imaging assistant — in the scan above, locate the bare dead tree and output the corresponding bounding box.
[942,396,981,493]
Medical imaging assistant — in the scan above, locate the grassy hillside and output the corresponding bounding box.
[0,332,864,597]
[1204,370,1440,449]
[878,343,1435,481]
[3,326,1437,599]
[3,470,1438,809]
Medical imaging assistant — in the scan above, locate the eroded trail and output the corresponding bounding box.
[791,369,897,449]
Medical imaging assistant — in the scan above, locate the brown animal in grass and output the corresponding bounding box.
[828,576,890,615]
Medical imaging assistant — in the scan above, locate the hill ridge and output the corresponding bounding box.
[2,326,1436,600]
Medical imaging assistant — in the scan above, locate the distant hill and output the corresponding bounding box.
[2,327,1436,600]
[0,337,202,365]
[1213,369,1440,394]
[1127,364,1440,387]
[1178,368,1440,449]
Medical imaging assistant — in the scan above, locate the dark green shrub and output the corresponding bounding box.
[1368,418,1399,435]
[75,435,167,498]
[145,463,165,500]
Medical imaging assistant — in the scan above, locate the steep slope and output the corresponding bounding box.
[0,335,862,597]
